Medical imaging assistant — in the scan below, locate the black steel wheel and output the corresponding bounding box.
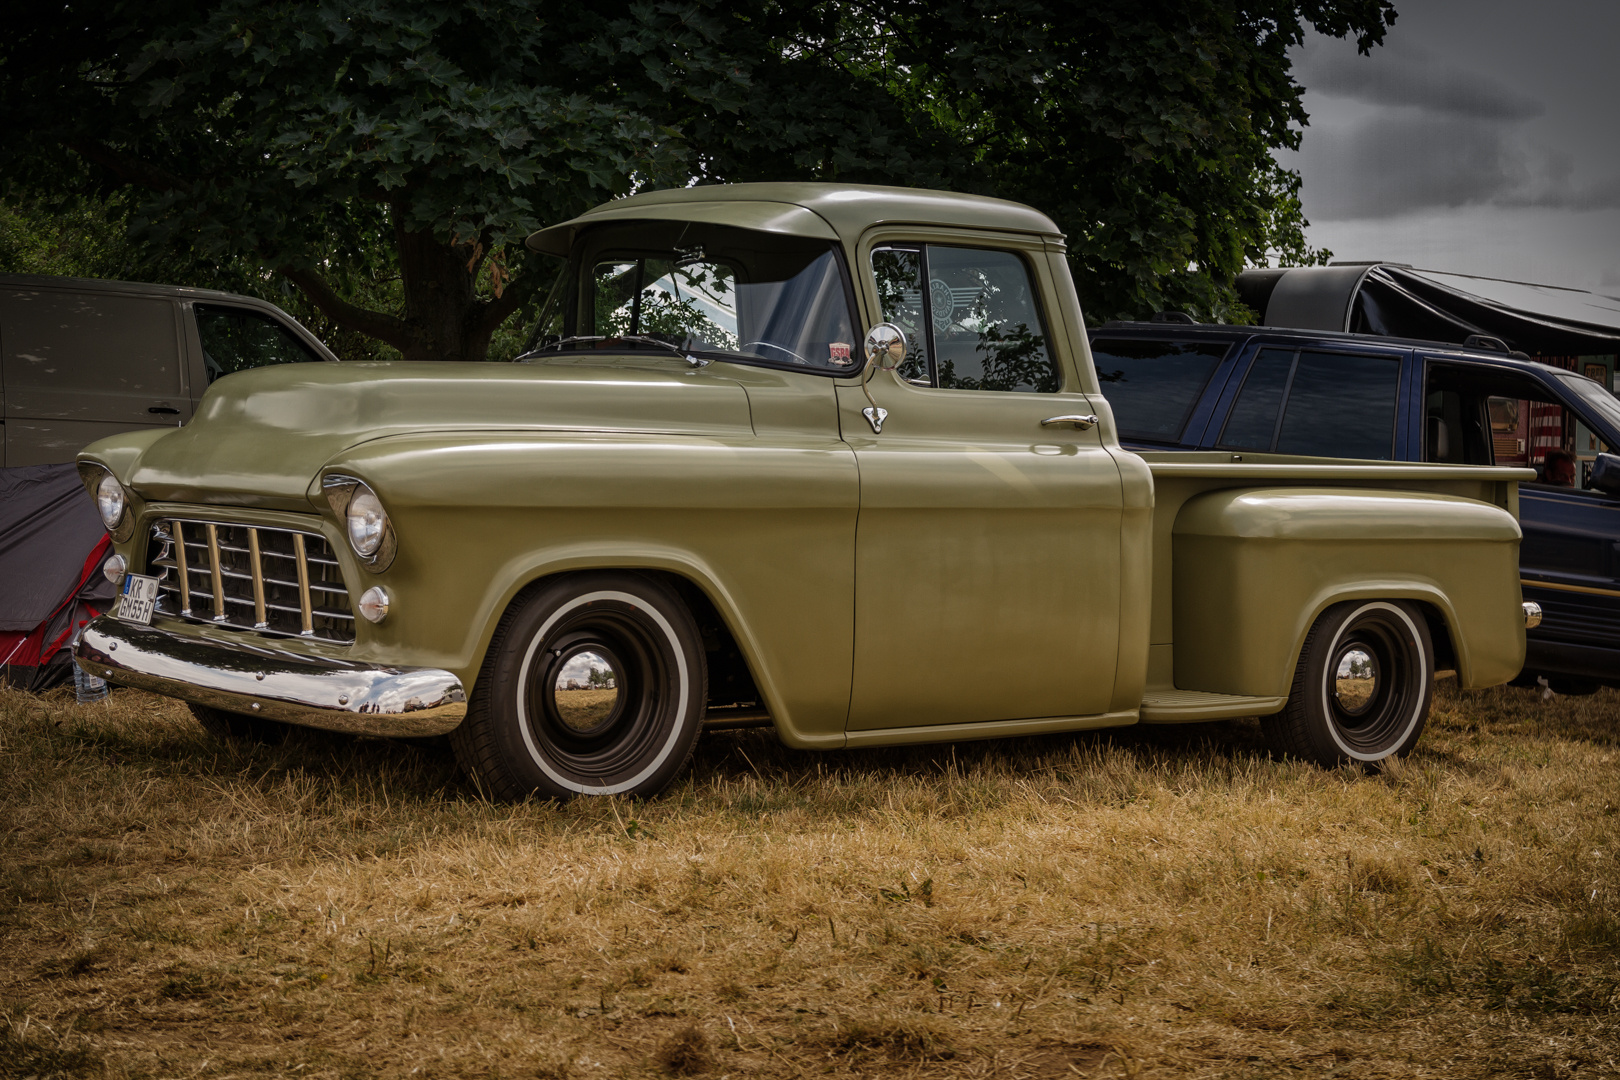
[450,572,706,800]
[188,702,292,745]
[1263,600,1434,768]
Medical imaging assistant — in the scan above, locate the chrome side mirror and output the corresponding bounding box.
[864,322,907,371]
[859,323,907,434]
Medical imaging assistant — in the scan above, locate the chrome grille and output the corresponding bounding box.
[145,519,354,643]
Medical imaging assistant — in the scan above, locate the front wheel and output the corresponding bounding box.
[450,572,707,800]
[1262,600,1434,768]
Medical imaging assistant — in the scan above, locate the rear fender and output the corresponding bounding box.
[1172,487,1524,696]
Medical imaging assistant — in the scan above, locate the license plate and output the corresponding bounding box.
[118,573,160,625]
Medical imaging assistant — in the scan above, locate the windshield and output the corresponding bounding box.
[1556,372,1620,438]
[524,222,859,374]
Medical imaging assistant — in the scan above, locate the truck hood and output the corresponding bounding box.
[109,359,755,510]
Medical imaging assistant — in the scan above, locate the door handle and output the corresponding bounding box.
[1041,414,1098,430]
[148,406,180,415]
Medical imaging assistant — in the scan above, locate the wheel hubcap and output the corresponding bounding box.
[550,647,623,736]
[1333,647,1380,716]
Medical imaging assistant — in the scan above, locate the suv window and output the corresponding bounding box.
[871,244,1059,393]
[1090,338,1229,441]
[1487,391,1612,491]
[194,304,323,381]
[1220,348,1400,459]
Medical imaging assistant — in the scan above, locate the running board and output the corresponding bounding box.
[1138,689,1288,723]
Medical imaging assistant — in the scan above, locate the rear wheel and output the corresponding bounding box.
[1263,600,1434,768]
[450,572,706,800]
[189,702,292,745]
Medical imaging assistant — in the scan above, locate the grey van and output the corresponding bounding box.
[0,274,337,466]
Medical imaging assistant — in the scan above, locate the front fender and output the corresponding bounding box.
[316,430,860,748]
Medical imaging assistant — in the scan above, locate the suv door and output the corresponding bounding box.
[0,287,190,466]
[1426,361,1620,678]
[836,237,1124,731]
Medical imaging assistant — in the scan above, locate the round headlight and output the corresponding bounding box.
[346,487,387,557]
[95,474,126,531]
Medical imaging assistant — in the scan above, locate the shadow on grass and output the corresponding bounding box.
[10,679,1613,818]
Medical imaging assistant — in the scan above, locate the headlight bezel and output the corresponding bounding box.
[77,462,136,543]
[322,474,397,573]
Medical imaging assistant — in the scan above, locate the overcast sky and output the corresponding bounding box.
[1283,0,1620,295]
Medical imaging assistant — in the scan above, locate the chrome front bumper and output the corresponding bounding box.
[73,617,467,737]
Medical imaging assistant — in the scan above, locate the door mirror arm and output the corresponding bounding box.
[1590,452,1620,496]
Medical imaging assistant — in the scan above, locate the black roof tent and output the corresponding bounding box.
[1237,264,1620,388]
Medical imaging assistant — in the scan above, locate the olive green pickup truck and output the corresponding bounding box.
[73,184,1536,798]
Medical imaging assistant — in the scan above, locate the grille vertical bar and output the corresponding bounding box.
[173,520,191,614]
[247,527,268,629]
[205,523,226,622]
[293,533,314,636]
[146,518,353,643]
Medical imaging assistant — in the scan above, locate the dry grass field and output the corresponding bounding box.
[2,680,1618,1079]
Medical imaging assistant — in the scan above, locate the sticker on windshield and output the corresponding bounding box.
[829,343,852,365]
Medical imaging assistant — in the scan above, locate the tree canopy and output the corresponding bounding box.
[0,0,1397,360]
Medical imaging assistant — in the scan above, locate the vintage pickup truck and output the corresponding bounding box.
[73,184,1537,798]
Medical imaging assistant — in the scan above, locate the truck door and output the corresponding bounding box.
[836,238,1124,730]
[0,287,190,466]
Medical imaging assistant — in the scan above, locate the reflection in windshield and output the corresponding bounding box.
[525,224,857,373]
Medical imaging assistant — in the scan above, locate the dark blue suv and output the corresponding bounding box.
[1088,322,1620,692]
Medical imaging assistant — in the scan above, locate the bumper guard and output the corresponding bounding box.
[73,617,466,738]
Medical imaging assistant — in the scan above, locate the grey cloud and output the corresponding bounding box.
[1298,114,1529,220]
[1297,112,1620,221]
[1296,39,1544,120]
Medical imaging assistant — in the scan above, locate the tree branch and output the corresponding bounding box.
[66,139,192,193]
[470,269,545,341]
[278,265,413,350]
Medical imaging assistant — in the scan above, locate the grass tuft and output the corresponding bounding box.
[653,1024,712,1074]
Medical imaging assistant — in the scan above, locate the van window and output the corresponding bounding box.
[0,290,183,420]
[1090,338,1228,441]
[194,304,323,381]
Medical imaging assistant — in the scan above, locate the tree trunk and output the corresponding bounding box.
[282,218,536,363]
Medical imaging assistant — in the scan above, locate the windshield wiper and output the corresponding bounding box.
[518,334,687,360]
